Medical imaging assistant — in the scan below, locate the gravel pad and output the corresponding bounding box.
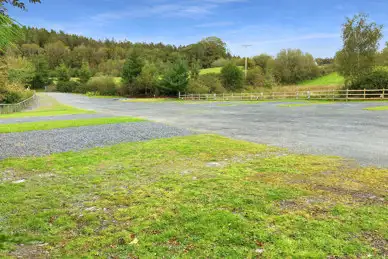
[0,122,192,159]
[0,114,112,124]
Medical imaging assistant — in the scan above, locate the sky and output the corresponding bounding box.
[7,0,388,58]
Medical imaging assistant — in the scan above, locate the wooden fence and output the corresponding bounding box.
[179,89,387,101]
[0,93,37,114]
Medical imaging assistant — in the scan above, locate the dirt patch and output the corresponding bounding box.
[361,231,388,256]
[9,243,50,258]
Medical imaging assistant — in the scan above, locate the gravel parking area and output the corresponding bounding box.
[0,122,192,159]
[0,114,113,124]
[47,93,388,167]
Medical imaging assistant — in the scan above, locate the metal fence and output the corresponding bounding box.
[0,93,37,114]
[179,89,387,101]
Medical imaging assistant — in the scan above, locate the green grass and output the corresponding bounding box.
[0,117,143,133]
[364,106,388,111]
[120,98,180,103]
[0,94,94,118]
[0,134,386,258]
[278,101,334,107]
[299,72,345,86]
[199,66,244,75]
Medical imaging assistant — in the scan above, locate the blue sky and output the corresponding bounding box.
[8,0,388,58]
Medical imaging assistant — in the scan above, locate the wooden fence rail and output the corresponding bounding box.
[179,89,387,101]
[0,93,37,114]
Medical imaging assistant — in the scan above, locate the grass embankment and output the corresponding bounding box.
[299,72,345,87]
[0,94,94,118]
[0,117,143,133]
[364,106,388,111]
[0,134,386,258]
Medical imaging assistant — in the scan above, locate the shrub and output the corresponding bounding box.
[0,84,33,104]
[86,76,118,96]
[211,58,229,68]
[187,73,226,94]
[349,69,388,90]
[56,81,80,93]
[246,67,265,87]
[220,63,244,91]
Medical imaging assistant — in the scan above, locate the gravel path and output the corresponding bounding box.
[0,122,192,159]
[0,114,114,124]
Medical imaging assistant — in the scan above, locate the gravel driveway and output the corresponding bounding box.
[46,93,388,167]
[0,122,192,159]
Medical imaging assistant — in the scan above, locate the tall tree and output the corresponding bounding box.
[335,13,383,85]
[0,0,40,89]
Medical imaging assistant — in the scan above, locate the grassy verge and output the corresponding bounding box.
[0,134,386,258]
[364,106,388,111]
[0,117,144,133]
[278,102,334,107]
[120,98,180,103]
[0,94,94,118]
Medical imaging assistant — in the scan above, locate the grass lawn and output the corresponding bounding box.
[0,134,386,258]
[364,106,388,111]
[0,94,94,119]
[299,72,345,87]
[0,117,143,133]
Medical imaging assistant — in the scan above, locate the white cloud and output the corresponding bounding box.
[195,21,234,27]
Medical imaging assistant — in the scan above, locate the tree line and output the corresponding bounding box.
[2,0,388,103]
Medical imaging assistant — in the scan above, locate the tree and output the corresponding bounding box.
[56,63,70,82]
[79,61,91,83]
[335,13,383,85]
[122,51,143,85]
[1,0,41,14]
[252,54,273,71]
[315,57,334,66]
[189,59,201,80]
[44,40,70,69]
[273,49,319,84]
[160,59,189,96]
[220,62,244,91]
[133,62,160,96]
[30,55,50,89]
[1,0,40,90]
[246,67,265,87]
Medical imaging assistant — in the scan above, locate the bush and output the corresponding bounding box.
[187,73,226,94]
[349,69,388,90]
[0,84,33,104]
[56,81,80,93]
[211,58,229,68]
[246,67,265,87]
[220,63,244,91]
[86,76,118,96]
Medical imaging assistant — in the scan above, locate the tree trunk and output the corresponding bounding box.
[0,50,8,89]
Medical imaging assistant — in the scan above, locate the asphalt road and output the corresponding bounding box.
[47,93,388,167]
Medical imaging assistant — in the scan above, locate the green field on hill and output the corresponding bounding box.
[299,73,345,87]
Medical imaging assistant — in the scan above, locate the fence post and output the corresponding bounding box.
[178,91,181,99]
[332,89,335,101]
[346,89,349,102]
[364,88,366,100]
[296,91,299,99]
[383,89,385,99]
[272,92,274,99]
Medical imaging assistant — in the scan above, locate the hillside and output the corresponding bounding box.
[200,66,244,75]
[299,72,345,87]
